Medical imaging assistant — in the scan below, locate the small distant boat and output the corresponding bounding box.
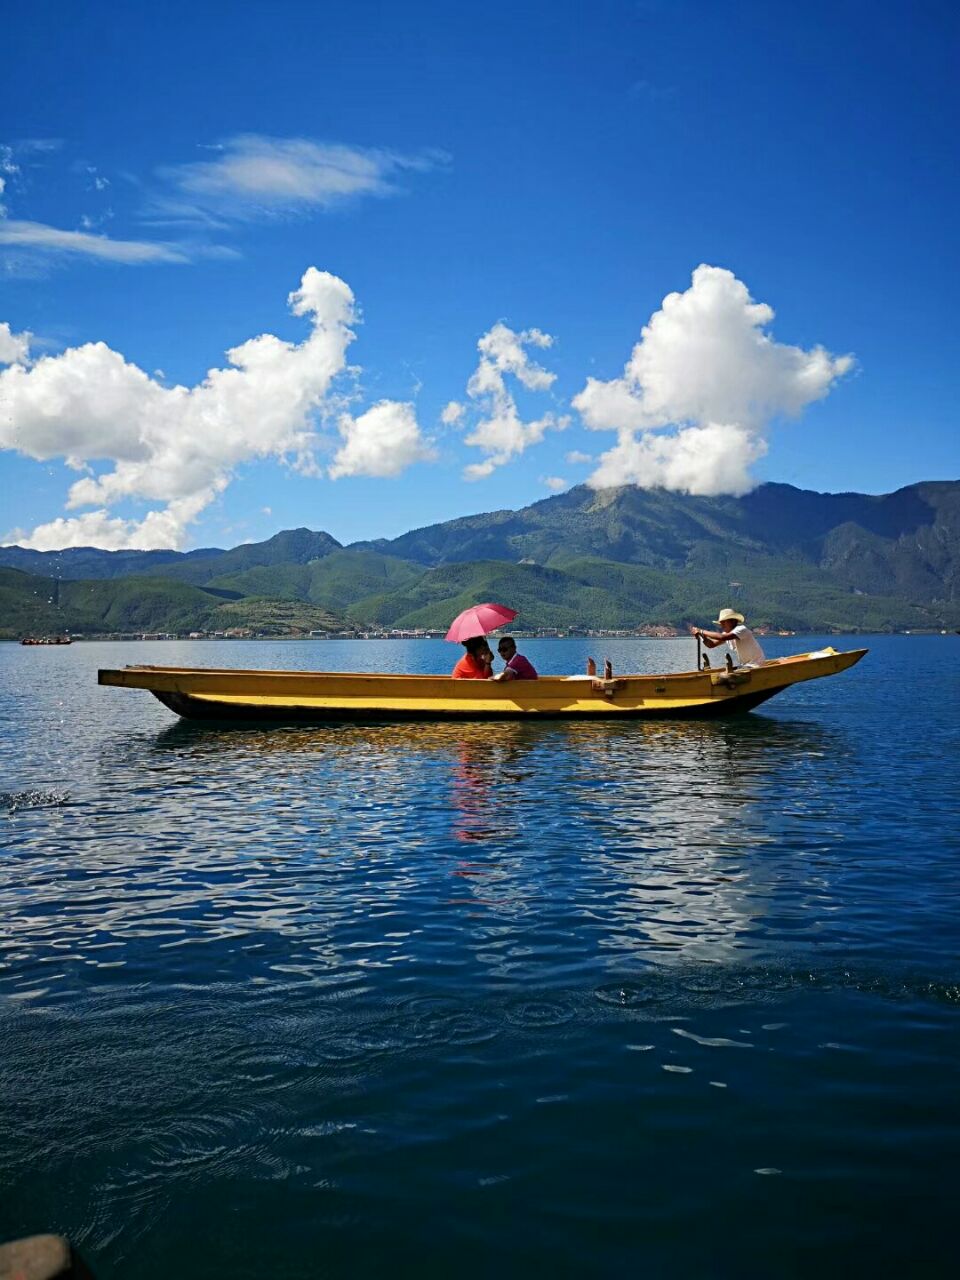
[20,635,73,646]
[98,647,866,723]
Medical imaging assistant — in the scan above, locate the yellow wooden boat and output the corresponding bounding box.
[98,647,866,722]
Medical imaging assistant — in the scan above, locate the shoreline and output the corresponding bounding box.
[5,629,953,643]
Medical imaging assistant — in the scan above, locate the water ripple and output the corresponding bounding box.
[1,637,958,1275]
[1,788,70,812]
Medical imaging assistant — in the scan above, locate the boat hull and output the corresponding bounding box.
[150,685,786,722]
[98,648,866,724]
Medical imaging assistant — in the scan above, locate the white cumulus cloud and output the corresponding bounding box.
[573,264,853,495]
[329,400,436,479]
[588,423,767,495]
[0,321,30,364]
[458,321,566,479]
[1,267,432,550]
[540,475,568,492]
[10,493,217,553]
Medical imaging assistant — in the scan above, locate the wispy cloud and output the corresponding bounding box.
[0,139,225,269]
[0,134,444,270]
[0,145,20,216]
[151,134,447,224]
[0,219,188,263]
[15,139,63,154]
[627,78,676,102]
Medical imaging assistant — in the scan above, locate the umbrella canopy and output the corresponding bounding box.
[445,602,518,643]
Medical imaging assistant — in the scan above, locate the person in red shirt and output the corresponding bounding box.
[451,636,494,679]
[495,636,538,680]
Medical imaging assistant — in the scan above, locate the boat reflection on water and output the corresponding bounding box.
[440,716,853,964]
[150,710,844,768]
[142,714,851,970]
[565,717,854,966]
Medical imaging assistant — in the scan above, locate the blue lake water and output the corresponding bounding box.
[1,635,958,1277]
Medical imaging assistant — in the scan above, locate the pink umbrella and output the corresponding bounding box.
[445,602,518,643]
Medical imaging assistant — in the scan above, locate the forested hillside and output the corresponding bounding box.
[2,481,958,637]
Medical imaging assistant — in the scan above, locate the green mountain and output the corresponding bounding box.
[0,545,212,581]
[361,481,960,597]
[0,527,341,583]
[158,528,342,585]
[0,567,343,640]
[206,548,422,612]
[2,481,958,637]
[349,560,622,630]
[345,555,949,633]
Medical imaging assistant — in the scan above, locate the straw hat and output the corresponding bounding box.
[713,608,745,624]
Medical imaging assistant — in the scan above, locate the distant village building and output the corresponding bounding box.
[636,624,680,638]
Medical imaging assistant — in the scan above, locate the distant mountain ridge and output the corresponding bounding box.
[360,481,956,579]
[2,481,958,637]
[0,527,342,582]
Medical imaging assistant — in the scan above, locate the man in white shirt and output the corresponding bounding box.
[690,608,766,667]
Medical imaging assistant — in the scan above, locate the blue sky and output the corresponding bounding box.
[0,0,956,550]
